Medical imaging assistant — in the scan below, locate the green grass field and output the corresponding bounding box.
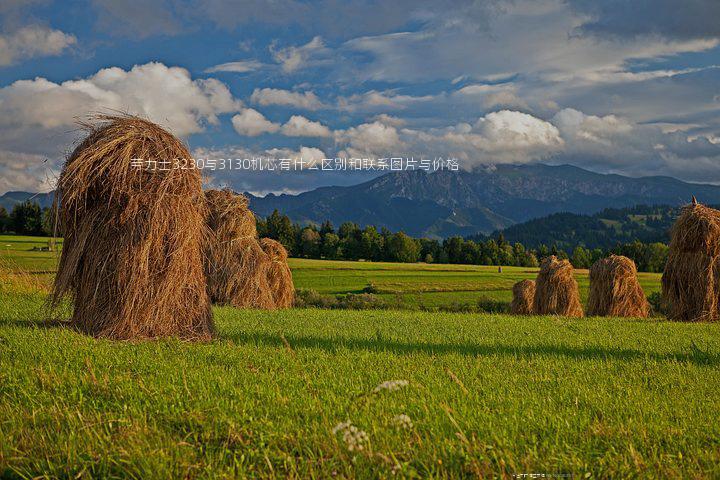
[1,234,718,478]
[1,235,662,309]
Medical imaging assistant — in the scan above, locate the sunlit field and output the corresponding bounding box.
[1,235,662,309]
[2,234,718,478]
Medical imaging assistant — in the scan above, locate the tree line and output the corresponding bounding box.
[257,209,669,272]
[1,201,669,273]
[0,201,54,236]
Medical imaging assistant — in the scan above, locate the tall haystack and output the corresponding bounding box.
[662,200,720,321]
[204,189,275,309]
[587,255,649,317]
[510,279,535,315]
[260,238,295,308]
[51,115,214,340]
[533,256,583,317]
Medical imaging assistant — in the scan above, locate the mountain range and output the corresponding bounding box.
[3,163,719,239]
[246,164,720,238]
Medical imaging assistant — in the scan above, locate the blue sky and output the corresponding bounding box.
[0,0,719,195]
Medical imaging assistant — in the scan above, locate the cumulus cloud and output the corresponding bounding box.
[553,108,633,147]
[405,110,564,165]
[250,88,325,110]
[281,115,332,137]
[0,25,76,66]
[271,36,327,73]
[231,108,280,136]
[231,110,331,137]
[204,60,264,73]
[334,121,405,158]
[0,62,241,158]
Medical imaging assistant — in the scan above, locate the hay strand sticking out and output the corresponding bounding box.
[260,238,295,308]
[51,114,214,340]
[587,255,649,318]
[510,279,535,315]
[533,256,583,317]
[204,189,276,309]
[662,202,720,322]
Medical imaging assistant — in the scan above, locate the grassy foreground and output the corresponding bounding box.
[1,288,720,478]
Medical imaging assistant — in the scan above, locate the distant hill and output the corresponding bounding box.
[469,204,684,250]
[247,164,720,238]
[0,191,54,212]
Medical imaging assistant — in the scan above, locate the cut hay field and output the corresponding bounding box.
[0,235,663,310]
[2,234,719,478]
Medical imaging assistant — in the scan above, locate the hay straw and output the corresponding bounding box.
[260,238,295,308]
[587,255,649,317]
[510,279,535,315]
[662,201,720,321]
[533,256,583,317]
[51,114,214,340]
[204,189,275,309]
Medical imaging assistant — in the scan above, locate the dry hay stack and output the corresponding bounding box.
[533,256,583,317]
[51,115,214,340]
[587,255,649,317]
[662,201,720,321]
[510,279,535,315]
[260,238,295,308]
[204,189,275,309]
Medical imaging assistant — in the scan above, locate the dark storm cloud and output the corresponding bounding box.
[568,0,720,40]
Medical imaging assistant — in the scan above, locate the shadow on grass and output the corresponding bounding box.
[3,317,717,366]
[222,330,720,366]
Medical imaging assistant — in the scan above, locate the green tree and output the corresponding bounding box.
[41,207,56,236]
[266,210,296,254]
[319,220,334,236]
[321,233,340,259]
[0,206,8,233]
[571,246,592,269]
[386,232,420,263]
[360,226,384,261]
[10,201,43,235]
[300,227,321,257]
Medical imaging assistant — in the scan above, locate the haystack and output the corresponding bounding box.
[587,255,649,317]
[260,238,295,308]
[51,115,214,340]
[204,189,275,309]
[533,256,583,317]
[510,279,535,315]
[662,200,720,321]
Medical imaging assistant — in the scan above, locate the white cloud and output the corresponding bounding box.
[250,88,325,110]
[281,115,331,137]
[419,110,564,164]
[338,89,437,112]
[454,83,528,110]
[0,150,56,195]
[0,25,76,66]
[271,36,327,73]
[371,114,406,127]
[344,0,717,86]
[334,121,404,158]
[553,108,633,147]
[204,60,264,73]
[0,62,241,142]
[231,108,280,136]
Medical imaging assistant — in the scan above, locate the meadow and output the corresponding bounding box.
[0,235,663,310]
[1,235,719,478]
